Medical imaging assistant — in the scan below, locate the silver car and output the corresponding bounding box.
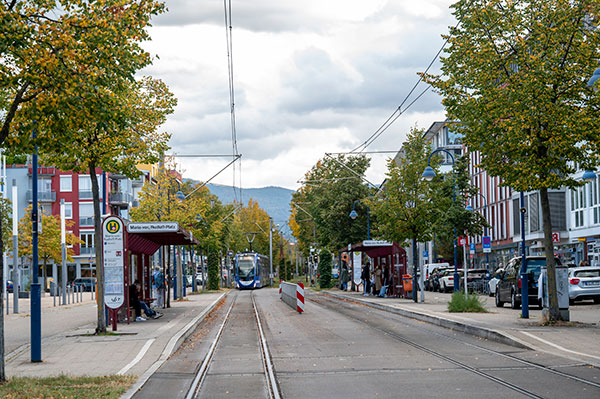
[488,268,504,296]
[568,267,600,304]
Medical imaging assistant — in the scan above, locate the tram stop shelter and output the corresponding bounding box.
[120,222,199,323]
[345,240,407,298]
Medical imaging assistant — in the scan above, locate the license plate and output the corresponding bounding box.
[584,281,600,286]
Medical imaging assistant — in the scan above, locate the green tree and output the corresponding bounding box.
[291,155,372,254]
[425,0,600,321]
[317,249,333,288]
[207,250,220,290]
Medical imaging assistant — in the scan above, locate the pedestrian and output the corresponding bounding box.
[129,280,161,321]
[340,262,348,291]
[361,262,370,296]
[374,266,382,296]
[152,266,165,308]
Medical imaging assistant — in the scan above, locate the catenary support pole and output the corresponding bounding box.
[60,199,67,307]
[12,180,18,314]
[31,130,41,362]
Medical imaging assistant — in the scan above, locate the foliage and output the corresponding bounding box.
[278,257,285,281]
[207,250,220,290]
[0,375,137,399]
[18,205,81,264]
[447,291,488,313]
[0,198,11,252]
[318,249,333,289]
[291,154,372,253]
[285,260,293,280]
[425,0,600,321]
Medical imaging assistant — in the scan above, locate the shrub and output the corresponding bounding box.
[317,249,333,288]
[447,291,488,313]
[207,250,220,290]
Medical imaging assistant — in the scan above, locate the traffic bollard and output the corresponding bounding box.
[53,283,56,307]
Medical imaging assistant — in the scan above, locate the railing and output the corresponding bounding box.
[26,190,56,202]
[80,247,95,255]
[79,217,94,227]
[109,192,133,205]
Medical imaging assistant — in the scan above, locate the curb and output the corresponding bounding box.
[120,292,228,399]
[320,291,531,350]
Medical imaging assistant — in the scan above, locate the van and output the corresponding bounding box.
[424,263,450,280]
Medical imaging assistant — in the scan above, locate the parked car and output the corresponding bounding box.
[568,267,600,304]
[424,263,450,290]
[427,267,452,291]
[495,256,559,309]
[488,268,504,296]
[72,277,96,292]
[439,269,462,293]
[6,280,13,293]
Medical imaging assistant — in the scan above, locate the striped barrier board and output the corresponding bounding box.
[279,281,305,313]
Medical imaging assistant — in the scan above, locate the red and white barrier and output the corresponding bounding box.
[280,281,305,313]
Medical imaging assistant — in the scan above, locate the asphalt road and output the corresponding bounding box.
[135,289,600,399]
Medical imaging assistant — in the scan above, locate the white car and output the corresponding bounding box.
[488,268,504,296]
[568,267,600,304]
[439,269,462,293]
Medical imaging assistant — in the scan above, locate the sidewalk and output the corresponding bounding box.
[322,289,600,367]
[5,291,226,378]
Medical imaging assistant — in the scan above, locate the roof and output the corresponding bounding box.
[127,222,199,255]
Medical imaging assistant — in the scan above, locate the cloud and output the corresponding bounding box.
[143,0,456,189]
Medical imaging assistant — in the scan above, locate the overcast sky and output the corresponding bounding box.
[141,0,455,190]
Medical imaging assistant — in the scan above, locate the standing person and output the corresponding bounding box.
[340,262,348,291]
[375,266,382,296]
[152,266,165,309]
[361,262,371,296]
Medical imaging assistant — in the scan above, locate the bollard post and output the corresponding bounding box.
[79,285,82,302]
[53,283,56,307]
[68,286,71,305]
[72,285,75,304]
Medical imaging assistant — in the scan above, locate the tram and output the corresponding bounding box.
[234,252,271,289]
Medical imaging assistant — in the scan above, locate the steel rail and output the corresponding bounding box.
[252,292,282,399]
[309,295,564,399]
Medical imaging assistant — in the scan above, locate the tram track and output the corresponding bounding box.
[185,291,280,399]
[309,294,600,398]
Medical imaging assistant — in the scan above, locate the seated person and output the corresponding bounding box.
[129,280,161,321]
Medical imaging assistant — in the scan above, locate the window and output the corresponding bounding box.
[446,127,461,145]
[39,177,52,193]
[591,177,600,225]
[64,202,73,219]
[60,175,72,192]
[79,175,91,192]
[79,203,94,227]
[81,232,94,247]
[571,185,586,228]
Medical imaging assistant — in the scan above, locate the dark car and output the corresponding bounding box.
[427,267,452,292]
[495,256,560,309]
[6,280,13,293]
[73,277,96,292]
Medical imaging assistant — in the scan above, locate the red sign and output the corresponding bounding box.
[552,232,560,243]
[458,236,468,246]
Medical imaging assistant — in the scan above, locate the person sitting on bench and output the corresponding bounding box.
[129,280,161,321]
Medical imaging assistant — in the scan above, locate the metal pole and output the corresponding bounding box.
[12,180,18,313]
[173,245,177,300]
[269,218,273,286]
[520,192,529,318]
[31,131,42,362]
[366,206,370,240]
[464,240,468,299]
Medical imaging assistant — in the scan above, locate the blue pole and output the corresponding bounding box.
[182,246,186,297]
[366,206,370,240]
[520,192,529,318]
[31,128,41,362]
[172,246,177,300]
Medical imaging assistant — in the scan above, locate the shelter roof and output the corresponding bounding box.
[127,222,199,255]
[345,240,405,258]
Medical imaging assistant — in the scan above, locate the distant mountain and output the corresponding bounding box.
[199,183,295,237]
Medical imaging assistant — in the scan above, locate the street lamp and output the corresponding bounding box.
[422,148,460,292]
[349,199,370,240]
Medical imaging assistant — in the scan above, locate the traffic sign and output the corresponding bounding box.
[469,243,476,255]
[482,236,491,253]
[552,232,560,243]
[423,250,429,259]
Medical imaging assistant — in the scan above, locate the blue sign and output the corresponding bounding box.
[423,250,429,259]
[469,243,476,254]
[482,236,491,253]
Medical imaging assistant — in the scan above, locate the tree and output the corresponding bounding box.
[317,249,333,289]
[207,250,220,290]
[18,206,82,289]
[425,0,600,321]
[291,155,373,254]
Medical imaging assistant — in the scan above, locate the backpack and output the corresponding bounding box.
[153,271,165,289]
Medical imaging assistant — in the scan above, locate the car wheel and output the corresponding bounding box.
[495,290,504,307]
[438,283,443,293]
[593,297,600,304]
[510,290,520,309]
[569,298,575,306]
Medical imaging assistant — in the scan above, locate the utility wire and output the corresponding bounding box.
[350,17,461,154]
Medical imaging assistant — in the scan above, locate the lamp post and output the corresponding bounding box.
[349,199,370,240]
[422,148,459,292]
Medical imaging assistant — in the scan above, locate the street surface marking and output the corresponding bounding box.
[118,338,156,375]
[520,331,600,361]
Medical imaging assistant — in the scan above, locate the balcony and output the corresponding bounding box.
[109,192,133,206]
[26,190,56,202]
[80,247,95,255]
[79,217,95,227]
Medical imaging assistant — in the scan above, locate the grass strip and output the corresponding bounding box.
[0,375,137,399]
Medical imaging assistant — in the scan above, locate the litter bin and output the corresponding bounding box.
[402,274,413,293]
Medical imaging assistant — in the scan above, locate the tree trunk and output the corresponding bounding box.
[166,245,171,308]
[540,188,561,321]
[90,162,106,333]
[0,215,6,381]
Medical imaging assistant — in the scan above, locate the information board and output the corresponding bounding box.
[103,216,125,309]
[352,251,362,285]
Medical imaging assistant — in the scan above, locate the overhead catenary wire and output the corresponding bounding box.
[350,15,462,154]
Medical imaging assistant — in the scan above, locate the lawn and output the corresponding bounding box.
[0,375,137,399]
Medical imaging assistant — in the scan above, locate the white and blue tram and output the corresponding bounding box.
[234,252,271,289]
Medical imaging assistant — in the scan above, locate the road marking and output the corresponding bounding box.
[117,338,156,375]
[520,331,600,361]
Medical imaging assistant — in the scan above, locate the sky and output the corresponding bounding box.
[141,0,456,190]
